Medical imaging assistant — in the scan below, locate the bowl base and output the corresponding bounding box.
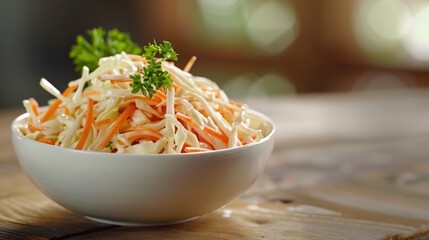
[85,216,200,227]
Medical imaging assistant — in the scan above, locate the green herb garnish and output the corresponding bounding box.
[70,28,142,73]
[129,40,178,98]
[106,141,113,151]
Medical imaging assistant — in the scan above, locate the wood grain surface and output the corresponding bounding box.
[1,89,429,239]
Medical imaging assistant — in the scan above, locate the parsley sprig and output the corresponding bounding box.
[129,41,178,98]
[70,28,178,98]
[70,28,142,73]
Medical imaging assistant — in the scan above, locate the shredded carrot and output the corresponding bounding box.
[222,104,235,115]
[28,124,47,132]
[171,81,182,93]
[129,54,148,64]
[176,113,199,128]
[94,119,112,128]
[184,147,210,153]
[215,90,221,99]
[127,132,161,143]
[148,114,162,122]
[64,107,70,116]
[229,100,243,107]
[29,98,40,117]
[41,101,61,122]
[124,95,161,106]
[177,118,191,131]
[154,90,167,101]
[81,89,101,97]
[20,50,265,154]
[176,113,218,148]
[76,98,94,150]
[172,81,180,88]
[204,126,229,144]
[63,85,77,97]
[153,96,165,104]
[109,79,133,83]
[120,126,163,137]
[98,103,137,150]
[218,105,234,123]
[159,105,167,115]
[41,85,77,122]
[184,56,197,72]
[196,107,206,116]
[199,135,216,149]
[184,141,193,148]
[37,138,56,145]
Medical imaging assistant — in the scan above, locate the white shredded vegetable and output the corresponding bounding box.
[20,52,266,154]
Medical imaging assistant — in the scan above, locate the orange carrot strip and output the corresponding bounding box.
[204,126,229,144]
[176,113,199,128]
[37,138,56,145]
[81,90,101,97]
[252,133,257,140]
[177,118,191,131]
[127,133,160,143]
[75,98,94,150]
[153,96,164,103]
[172,81,180,88]
[124,95,160,106]
[181,141,194,153]
[29,98,40,117]
[98,103,137,150]
[41,85,77,122]
[63,85,78,96]
[184,141,192,148]
[222,104,235,114]
[129,54,148,64]
[184,147,211,153]
[41,101,61,122]
[120,126,163,137]
[94,119,112,128]
[64,107,70,116]
[171,81,182,93]
[176,113,219,148]
[184,56,197,72]
[198,136,216,150]
[154,90,166,100]
[110,79,133,83]
[28,124,47,132]
[229,100,243,107]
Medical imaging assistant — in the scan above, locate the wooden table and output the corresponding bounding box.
[1,89,429,239]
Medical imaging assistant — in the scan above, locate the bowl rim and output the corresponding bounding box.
[11,108,275,157]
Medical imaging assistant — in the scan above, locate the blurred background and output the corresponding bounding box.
[1,0,429,109]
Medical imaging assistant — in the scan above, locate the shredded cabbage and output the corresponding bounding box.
[20,53,267,154]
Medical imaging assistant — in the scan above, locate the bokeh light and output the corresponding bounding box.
[353,0,411,64]
[402,5,429,62]
[222,72,294,100]
[247,72,295,97]
[245,1,297,54]
[354,0,429,66]
[196,0,297,55]
[197,0,244,46]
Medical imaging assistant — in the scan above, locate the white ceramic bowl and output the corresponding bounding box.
[11,109,275,226]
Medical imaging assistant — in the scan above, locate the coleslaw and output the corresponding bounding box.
[19,53,267,154]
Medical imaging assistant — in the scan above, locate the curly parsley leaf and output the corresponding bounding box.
[70,28,142,73]
[106,141,114,151]
[159,41,178,61]
[130,40,178,98]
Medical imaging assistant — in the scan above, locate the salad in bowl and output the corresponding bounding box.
[11,28,275,226]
